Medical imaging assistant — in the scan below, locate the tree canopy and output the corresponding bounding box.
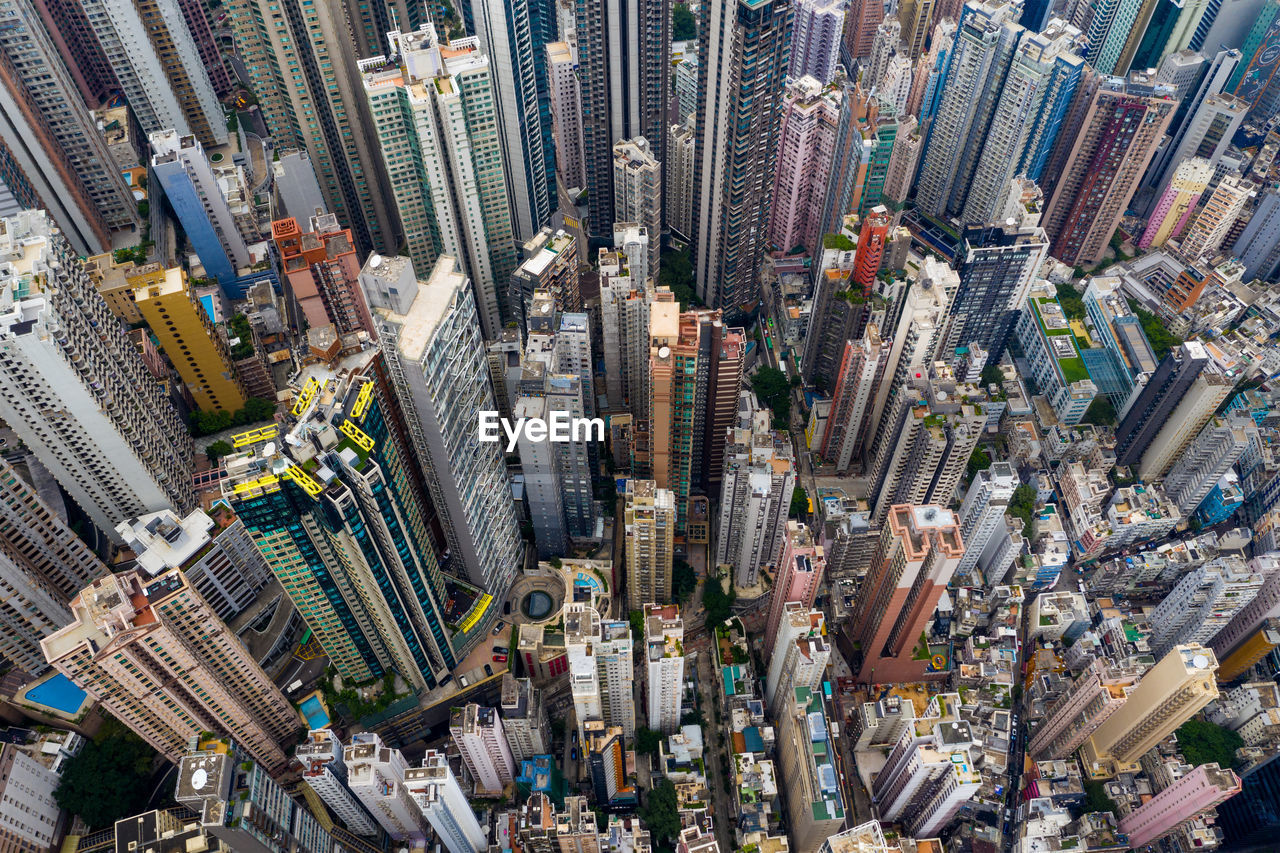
[641,779,681,846]
[1082,779,1117,815]
[672,559,697,604]
[790,484,809,519]
[752,367,791,429]
[1055,282,1086,320]
[1176,719,1243,769]
[1081,395,1117,427]
[54,719,156,829]
[966,446,992,484]
[658,246,699,308]
[1127,299,1183,361]
[1008,484,1037,540]
[702,575,735,626]
[636,726,662,756]
[672,3,696,40]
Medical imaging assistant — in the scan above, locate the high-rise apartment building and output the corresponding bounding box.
[954,462,1018,582]
[1081,644,1219,777]
[297,728,379,837]
[849,505,965,683]
[649,304,699,522]
[1042,73,1176,266]
[1150,556,1273,657]
[404,750,487,853]
[899,0,937,57]
[227,0,396,255]
[821,327,886,473]
[1028,657,1144,759]
[1138,157,1213,249]
[776,686,846,853]
[1082,275,1159,408]
[1232,188,1280,282]
[272,214,375,336]
[1164,414,1256,515]
[940,223,1049,365]
[801,217,873,391]
[0,729,81,852]
[585,722,636,808]
[566,603,636,739]
[29,0,118,105]
[547,42,586,191]
[692,0,791,321]
[0,211,194,540]
[791,0,845,82]
[43,571,298,773]
[1134,356,1232,478]
[645,604,685,734]
[765,604,829,711]
[1014,282,1098,425]
[0,0,139,253]
[131,266,247,412]
[459,0,556,240]
[1120,763,1241,848]
[1180,175,1252,261]
[0,458,107,674]
[346,733,431,841]
[667,117,697,239]
[845,0,884,59]
[82,0,226,147]
[1145,94,1247,210]
[365,254,523,611]
[512,229,582,332]
[613,138,662,278]
[150,129,252,292]
[177,741,339,853]
[451,704,517,795]
[763,521,826,657]
[117,506,274,623]
[769,77,843,256]
[576,0,669,238]
[871,693,982,837]
[624,481,675,610]
[362,26,517,338]
[500,675,552,761]
[715,398,797,588]
[599,252,654,413]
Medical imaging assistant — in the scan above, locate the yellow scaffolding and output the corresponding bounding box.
[351,380,375,420]
[339,419,375,452]
[291,376,320,417]
[231,474,280,497]
[284,464,323,497]
[231,424,279,448]
[457,593,493,634]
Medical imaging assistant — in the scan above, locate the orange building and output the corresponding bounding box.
[854,206,891,294]
[272,214,373,335]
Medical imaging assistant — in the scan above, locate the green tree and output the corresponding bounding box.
[1082,779,1117,815]
[672,3,696,39]
[702,575,735,626]
[240,397,276,422]
[752,366,791,428]
[636,726,663,756]
[1081,395,1117,426]
[630,609,646,640]
[790,484,809,519]
[980,364,1005,388]
[228,313,255,359]
[1176,719,1243,768]
[640,779,681,846]
[1055,281,1086,320]
[966,446,992,484]
[206,440,233,464]
[1008,484,1037,540]
[658,245,699,308]
[672,559,697,604]
[1127,299,1183,361]
[54,721,156,829]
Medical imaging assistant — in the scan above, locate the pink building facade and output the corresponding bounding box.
[1119,763,1241,848]
[763,520,825,657]
[768,77,841,255]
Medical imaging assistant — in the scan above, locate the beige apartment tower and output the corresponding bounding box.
[625,481,675,610]
[1081,644,1219,778]
[42,570,299,774]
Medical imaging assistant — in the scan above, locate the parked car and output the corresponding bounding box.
[492,653,508,663]
[484,664,493,676]
[492,621,505,635]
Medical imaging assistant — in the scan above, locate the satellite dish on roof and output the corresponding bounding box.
[541,303,552,313]
[369,254,383,268]
[192,768,208,790]
[658,346,671,358]
[1193,654,1209,669]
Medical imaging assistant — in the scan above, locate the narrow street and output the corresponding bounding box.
[690,634,735,853]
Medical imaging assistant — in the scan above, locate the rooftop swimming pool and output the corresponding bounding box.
[300,694,330,729]
[24,673,87,714]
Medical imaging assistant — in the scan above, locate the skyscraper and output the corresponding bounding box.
[1149,556,1273,657]
[511,228,582,327]
[1232,188,1280,282]
[1164,414,1256,515]
[0,0,139,253]
[365,254,523,611]
[765,604,829,710]
[645,603,685,734]
[272,214,375,335]
[29,0,117,105]
[667,117,697,239]
[223,354,461,689]
[625,481,675,610]
[941,222,1049,366]
[457,0,556,240]
[44,570,298,774]
[1179,175,1252,261]
[1138,157,1213,249]
[954,462,1018,582]
[693,0,791,320]
[0,458,107,674]
[0,211,194,541]
[1028,657,1143,759]
[547,42,586,191]
[346,733,431,841]
[763,521,826,656]
[1081,644,1219,777]
[849,505,965,683]
[1114,341,1210,467]
[599,252,654,413]
[405,750,487,853]
[576,0,670,238]
[769,77,844,256]
[821,327,886,473]
[500,675,552,761]
[613,138,662,278]
[1136,362,1234,479]
[776,686,846,852]
[649,303,701,526]
[1120,763,1241,849]
[715,397,796,587]
[899,0,938,57]
[1042,73,1177,266]
[566,603,636,739]
[131,266,247,413]
[1014,282,1098,424]
[362,26,517,338]
[81,0,226,147]
[791,0,846,82]
[845,0,884,59]
[226,0,397,254]
[297,729,380,837]
[1143,93,1247,212]
[451,704,517,795]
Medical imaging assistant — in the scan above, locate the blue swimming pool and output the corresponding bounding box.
[199,294,216,322]
[300,695,330,729]
[25,673,86,714]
